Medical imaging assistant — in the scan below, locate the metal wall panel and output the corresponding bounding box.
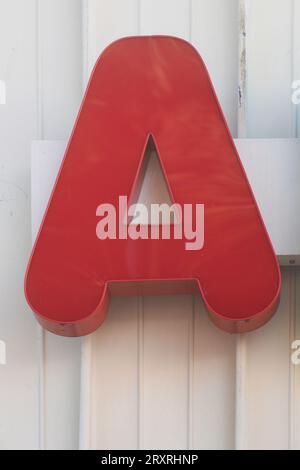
[0,0,40,449]
[81,0,300,450]
[0,0,82,450]
[36,0,83,451]
[246,0,294,138]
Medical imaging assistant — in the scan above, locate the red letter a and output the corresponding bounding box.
[25,37,280,336]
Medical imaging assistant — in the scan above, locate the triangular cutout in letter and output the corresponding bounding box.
[129,134,177,224]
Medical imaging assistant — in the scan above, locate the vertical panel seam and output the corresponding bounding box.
[36,0,45,450]
[288,268,296,449]
[79,336,93,449]
[137,295,144,450]
[188,0,193,43]
[238,0,247,137]
[82,0,90,88]
[235,0,247,451]
[137,0,143,450]
[235,334,247,450]
[37,326,45,449]
[137,0,141,35]
[79,0,92,451]
[291,0,298,137]
[187,2,193,450]
[36,0,44,139]
[187,294,195,450]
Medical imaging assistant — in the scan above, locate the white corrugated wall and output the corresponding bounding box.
[0,0,300,450]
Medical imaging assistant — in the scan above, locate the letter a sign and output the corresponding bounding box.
[25,36,280,336]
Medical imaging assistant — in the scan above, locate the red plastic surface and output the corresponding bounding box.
[25,36,281,336]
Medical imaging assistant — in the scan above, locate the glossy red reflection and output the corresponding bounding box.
[25,36,281,336]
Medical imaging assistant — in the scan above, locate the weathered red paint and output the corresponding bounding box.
[25,36,281,336]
